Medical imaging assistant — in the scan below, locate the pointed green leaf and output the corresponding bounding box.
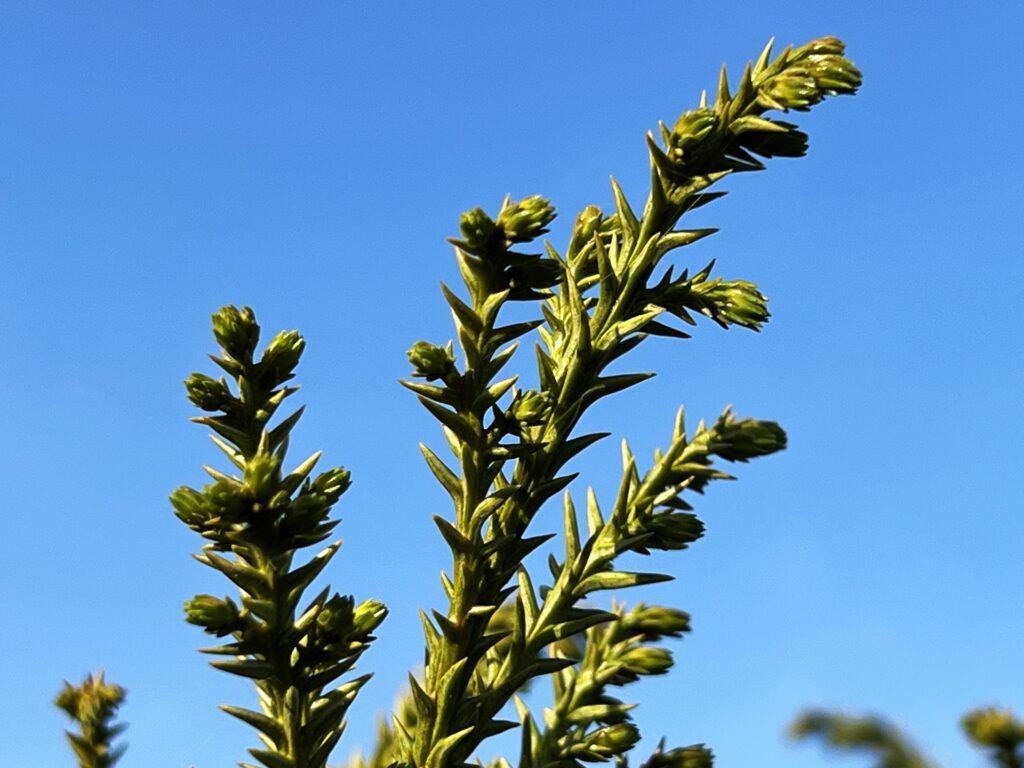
[417,397,477,444]
[400,379,457,405]
[441,282,483,334]
[209,659,276,680]
[421,445,463,502]
[575,570,673,596]
[609,177,639,246]
[220,705,285,744]
[563,493,581,561]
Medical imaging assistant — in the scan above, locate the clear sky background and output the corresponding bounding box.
[2,3,1021,767]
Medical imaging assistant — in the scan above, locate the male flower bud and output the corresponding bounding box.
[317,594,355,643]
[762,68,821,110]
[244,453,281,499]
[712,411,787,462]
[203,479,246,521]
[212,305,260,362]
[184,594,242,636]
[460,207,499,250]
[642,512,705,552]
[619,645,674,676]
[806,55,861,93]
[260,329,305,382]
[353,598,388,636]
[790,37,861,95]
[511,389,550,426]
[583,723,641,760]
[170,486,208,528]
[571,205,603,252]
[669,108,719,161]
[620,604,691,640]
[699,279,769,330]
[288,492,329,530]
[310,465,352,505]
[408,341,456,381]
[185,373,233,412]
[497,195,556,244]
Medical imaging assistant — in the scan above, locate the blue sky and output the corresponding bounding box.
[2,3,1021,767]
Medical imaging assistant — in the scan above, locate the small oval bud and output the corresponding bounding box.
[353,598,388,636]
[170,486,208,527]
[712,411,786,462]
[497,195,556,244]
[585,723,641,758]
[185,373,233,412]
[511,390,550,425]
[203,479,246,522]
[261,330,305,382]
[184,594,242,636]
[317,594,355,641]
[212,305,260,362]
[408,341,456,381]
[620,604,692,640]
[619,645,673,676]
[642,512,705,552]
[669,108,719,160]
[761,65,824,110]
[310,466,352,505]
[571,205,603,252]
[460,208,499,250]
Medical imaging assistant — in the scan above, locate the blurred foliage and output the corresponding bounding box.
[792,707,1024,768]
[54,672,126,768]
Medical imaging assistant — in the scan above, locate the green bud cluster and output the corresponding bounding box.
[54,672,126,768]
[759,36,862,112]
[647,36,859,188]
[450,195,562,302]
